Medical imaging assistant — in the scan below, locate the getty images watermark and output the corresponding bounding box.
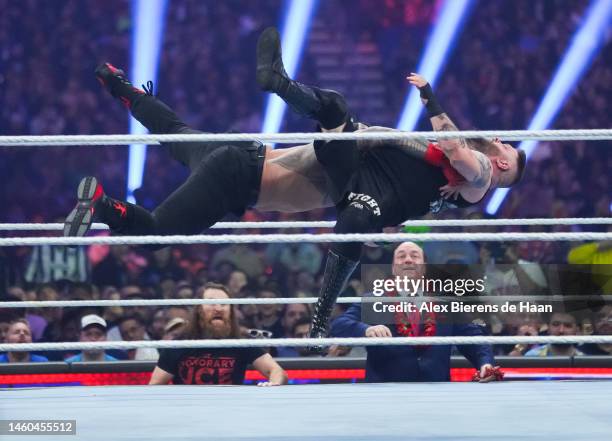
[372,276,486,297]
[370,275,552,315]
[359,263,610,324]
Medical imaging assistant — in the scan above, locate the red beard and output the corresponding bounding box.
[203,317,232,339]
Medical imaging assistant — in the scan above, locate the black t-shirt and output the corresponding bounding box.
[261,319,285,339]
[358,147,474,226]
[157,347,265,385]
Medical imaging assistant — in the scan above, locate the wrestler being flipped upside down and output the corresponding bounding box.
[65,27,526,349]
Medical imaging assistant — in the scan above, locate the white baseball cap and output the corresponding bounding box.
[81,314,107,330]
[164,317,186,333]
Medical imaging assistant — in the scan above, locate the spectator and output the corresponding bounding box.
[173,281,194,299]
[118,316,159,361]
[255,288,284,338]
[65,314,118,362]
[41,309,82,361]
[483,244,548,296]
[225,270,249,297]
[162,317,186,340]
[276,317,310,358]
[284,317,355,357]
[0,309,15,342]
[238,290,259,330]
[159,278,177,299]
[331,242,498,382]
[69,282,96,301]
[423,240,479,265]
[277,243,323,276]
[92,245,131,288]
[107,285,147,341]
[212,245,265,279]
[35,284,63,339]
[120,287,154,331]
[121,285,143,299]
[20,289,48,343]
[493,311,545,353]
[0,319,49,363]
[148,309,167,341]
[567,230,612,294]
[280,304,311,339]
[143,247,186,284]
[6,286,26,301]
[525,312,583,356]
[166,306,190,323]
[579,306,612,356]
[100,286,124,330]
[149,283,287,385]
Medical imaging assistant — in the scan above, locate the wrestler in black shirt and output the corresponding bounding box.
[257,27,527,346]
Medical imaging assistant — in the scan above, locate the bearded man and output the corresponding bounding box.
[149,283,287,386]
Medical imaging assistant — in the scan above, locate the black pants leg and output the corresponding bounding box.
[146,145,236,235]
[130,94,219,170]
[101,95,236,237]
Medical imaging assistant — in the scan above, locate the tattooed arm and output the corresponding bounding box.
[406,73,490,186]
[431,113,492,188]
[407,73,490,183]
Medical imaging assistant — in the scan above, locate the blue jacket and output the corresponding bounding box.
[331,303,495,382]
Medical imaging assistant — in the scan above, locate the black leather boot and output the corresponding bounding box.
[257,27,323,117]
[309,250,359,353]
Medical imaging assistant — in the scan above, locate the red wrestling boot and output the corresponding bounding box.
[95,62,146,108]
[63,177,129,237]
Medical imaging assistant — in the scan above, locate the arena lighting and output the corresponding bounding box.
[486,0,612,214]
[126,0,168,203]
[261,0,319,141]
[396,0,474,131]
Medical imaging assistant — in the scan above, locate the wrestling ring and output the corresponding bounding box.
[1,128,611,440]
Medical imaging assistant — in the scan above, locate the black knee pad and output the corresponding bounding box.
[314,88,349,130]
[335,202,379,234]
[333,193,382,261]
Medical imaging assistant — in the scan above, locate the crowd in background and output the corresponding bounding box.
[1,236,611,362]
[0,0,610,362]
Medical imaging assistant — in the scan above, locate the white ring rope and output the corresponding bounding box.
[0,297,360,308]
[1,217,611,231]
[1,335,611,352]
[0,295,604,309]
[0,232,609,247]
[0,129,610,147]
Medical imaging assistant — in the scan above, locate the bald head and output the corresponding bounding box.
[392,242,425,279]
